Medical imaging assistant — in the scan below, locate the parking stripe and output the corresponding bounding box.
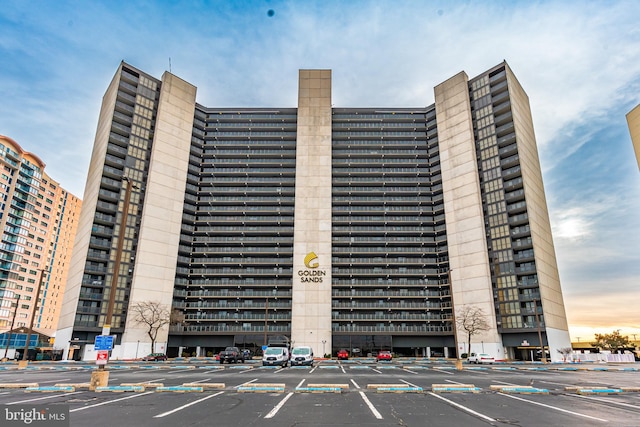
[7,392,83,405]
[70,392,154,412]
[154,391,224,418]
[350,379,361,389]
[498,392,609,422]
[570,394,640,411]
[358,391,383,420]
[264,392,294,419]
[428,392,496,423]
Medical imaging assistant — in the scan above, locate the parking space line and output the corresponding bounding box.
[7,392,83,405]
[350,379,361,389]
[428,392,496,423]
[492,380,519,386]
[191,378,214,383]
[234,379,258,388]
[340,365,346,374]
[371,368,382,374]
[432,367,454,375]
[445,379,467,385]
[571,393,640,411]
[498,392,609,422]
[39,378,71,383]
[296,379,306,388]
[358,391,383,419]
[70,392,155,412]
[154,391,224,418]
[264,392,294,419]
[402,368,418,374]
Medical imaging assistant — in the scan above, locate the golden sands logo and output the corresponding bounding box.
[304,252,319,268]
[299,252,326,283]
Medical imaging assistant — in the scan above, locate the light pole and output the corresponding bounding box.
[21,269,46,366]
[3,293,20,360]
[322,340,326,357]
[534,299,547,363]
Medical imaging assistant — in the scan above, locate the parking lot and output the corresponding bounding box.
[1,359,639,426]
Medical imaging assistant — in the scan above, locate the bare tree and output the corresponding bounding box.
[556,347,573,362]
[129,301,170,353]
[456,305,491,356]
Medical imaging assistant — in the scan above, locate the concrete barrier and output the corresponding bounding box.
[55,383,91,389]
[367,384,408,389]
[25,386,75,393]
[577,388,623,395]
[95,386,145,392]
[182,383,225,389]
[493,386,548,394]
[238,383,285,393]
[376,386,423,393]
[156,386,203,393]
[295,387,343,393]
[308,383,349,390]
[0,383,38,389]
[121,383,164,388]
[432,384,479,393]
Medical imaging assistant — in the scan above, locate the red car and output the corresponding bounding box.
[337,349,349,360]
[376,351,392,362]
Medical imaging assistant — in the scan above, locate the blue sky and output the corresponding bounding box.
[1,0,639,341]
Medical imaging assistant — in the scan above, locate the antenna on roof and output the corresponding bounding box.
[169,57,172,73]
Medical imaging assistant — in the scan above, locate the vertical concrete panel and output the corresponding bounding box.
[291,69,333,354]
[435,72,501,356]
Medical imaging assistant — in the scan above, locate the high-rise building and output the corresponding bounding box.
[0,135,82,339]
[55,61,571,362]
[626,104,640,171]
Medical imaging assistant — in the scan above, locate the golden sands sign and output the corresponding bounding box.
[298,252,326,283]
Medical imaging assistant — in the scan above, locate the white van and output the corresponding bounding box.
[262,346,290,367]
[290,346,314,366]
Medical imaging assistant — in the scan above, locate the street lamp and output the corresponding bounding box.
[322,340,326,357]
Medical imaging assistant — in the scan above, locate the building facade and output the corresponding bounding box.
[0,135,81,344]
[626,103,640,171]
[55,61,571,361]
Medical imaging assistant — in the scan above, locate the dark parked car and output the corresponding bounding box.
[337,349,349,360]
[219,346,244,364]
[142,353,167,361]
